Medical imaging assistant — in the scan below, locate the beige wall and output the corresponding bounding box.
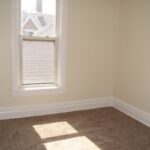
[115,0,150,113]
[0,0,119,107]
[1,0,149,114]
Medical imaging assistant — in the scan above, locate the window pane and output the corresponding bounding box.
[22,40,55,85]
[21,0,56,37]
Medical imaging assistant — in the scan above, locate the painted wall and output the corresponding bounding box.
[0,0,119,107]
[115,0,150,113]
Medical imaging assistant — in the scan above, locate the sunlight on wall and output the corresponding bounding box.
[44,136,101,150]
[33,121,78,139]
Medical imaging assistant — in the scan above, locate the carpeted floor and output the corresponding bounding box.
[0,107,150,150]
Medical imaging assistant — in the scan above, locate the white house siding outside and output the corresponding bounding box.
[21,0,55,37]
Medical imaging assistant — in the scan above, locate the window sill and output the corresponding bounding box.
[12,85,65,97]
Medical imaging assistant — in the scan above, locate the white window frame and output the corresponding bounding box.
[11,0,67,96]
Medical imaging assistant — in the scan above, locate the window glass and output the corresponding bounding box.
[21,0,56,37]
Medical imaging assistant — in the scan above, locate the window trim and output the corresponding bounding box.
[11,0,67,96]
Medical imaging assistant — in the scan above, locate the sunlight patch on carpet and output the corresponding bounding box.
[44,136,101,150]
[33,121,78,139]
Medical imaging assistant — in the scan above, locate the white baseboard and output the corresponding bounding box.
[113,98,150,128]
[0,97,112,120]
[0,97,150,128]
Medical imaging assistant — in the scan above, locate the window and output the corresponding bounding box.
[11,0,67,96]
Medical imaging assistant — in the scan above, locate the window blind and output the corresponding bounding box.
[22,39,55,85]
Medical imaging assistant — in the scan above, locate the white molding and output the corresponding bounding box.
[0,97,149,128]
[113,98,150,128]
[11,0,21,93]
[0,97,112,120]
[12,87,65,97]
[56,0,68,93]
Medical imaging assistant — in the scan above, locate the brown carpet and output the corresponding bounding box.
[0,107,150,150]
